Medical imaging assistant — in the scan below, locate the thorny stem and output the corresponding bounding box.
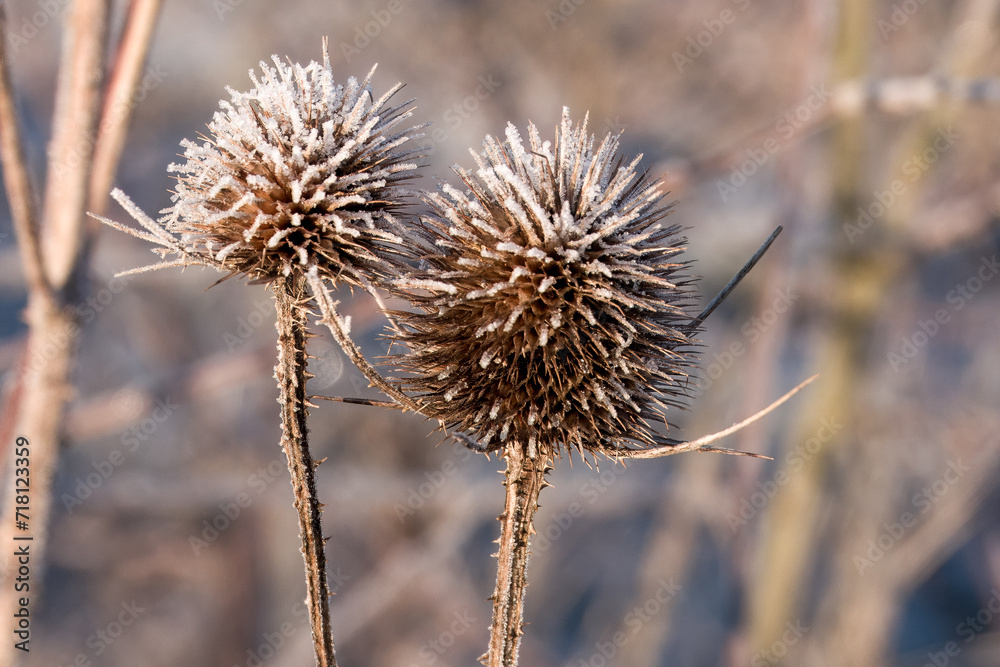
[485,448,551,667]
[274,275,338,667]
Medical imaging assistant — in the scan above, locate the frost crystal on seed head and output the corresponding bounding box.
[394,108,698,459]
[106,42,424,286]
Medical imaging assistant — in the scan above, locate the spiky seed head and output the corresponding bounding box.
[116,44,424,285]
[392,108,698,460]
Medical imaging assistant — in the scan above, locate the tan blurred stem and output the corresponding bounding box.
[0,6,47,296]
[41,0,110,288]
[484,448,550,667]
[89,0,163,214]
[274,275,338,667]
[0,2,109,666]
[744,0,873,657]
[0,3,160,666]
[814,1,1000,664]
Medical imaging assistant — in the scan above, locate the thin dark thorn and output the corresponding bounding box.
[312,395,399,409]
[689,225,783,330]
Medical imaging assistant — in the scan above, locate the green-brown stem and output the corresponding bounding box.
[274,275,337,667]
[485,448,550,667]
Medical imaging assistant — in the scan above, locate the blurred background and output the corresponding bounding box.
[2,0,1000,665]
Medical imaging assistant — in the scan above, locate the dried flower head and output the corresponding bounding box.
[393,108,698,460]
[103,42,423,286]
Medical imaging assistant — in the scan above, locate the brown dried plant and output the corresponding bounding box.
[96,40,426,667]
[96,45,811,666]
[388,109,812,666]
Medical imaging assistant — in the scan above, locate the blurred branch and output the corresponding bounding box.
[89,0,163,215]
[40,0,110,290]
[746,0,873,658]
[0,5,48,298]
[669,75,1000,199]
[831,76,1000,117]
[0,2,161,665]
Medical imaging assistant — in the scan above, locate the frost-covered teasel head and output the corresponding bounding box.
[105,43,424,285]
[393,108,698,460]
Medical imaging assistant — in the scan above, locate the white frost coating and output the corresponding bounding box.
[479,349,495,368]
[216,241,242,261]
[397,278,459,295]
[475,320,503,338]
[502,305,525,332]
[496,242,524,254]
[444,381,466,402]
[508,266,530,283]
[465,282,508,300]
[267,227,292,248]
[538,276,556,293]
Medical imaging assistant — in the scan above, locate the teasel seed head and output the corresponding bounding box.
[105,41,424,286]
[393,108,698,460]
